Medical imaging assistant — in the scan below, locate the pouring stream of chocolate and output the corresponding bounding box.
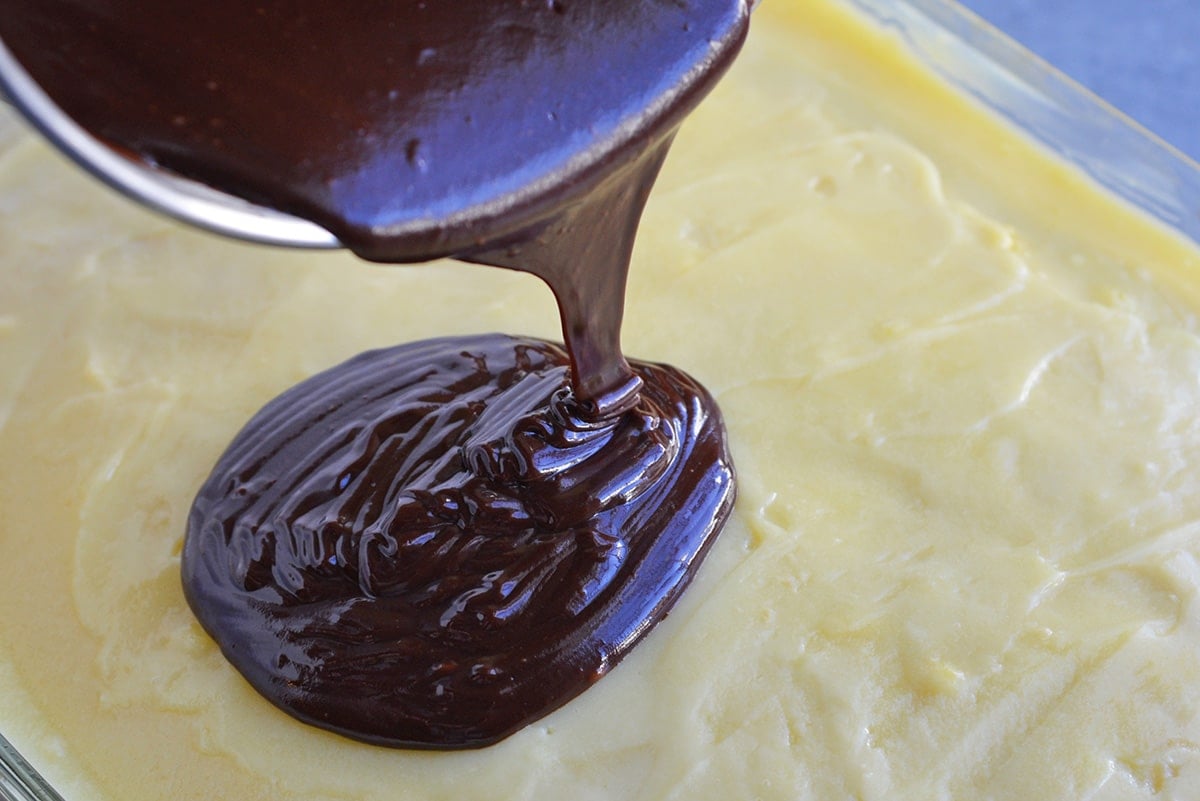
[0,1,748,747]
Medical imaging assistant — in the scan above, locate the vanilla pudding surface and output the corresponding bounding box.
[4,2,1200,799]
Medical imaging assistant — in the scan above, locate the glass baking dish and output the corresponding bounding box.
[1,1,1199,799]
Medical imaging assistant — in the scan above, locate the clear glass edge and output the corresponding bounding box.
[845,0,1200,246]
[0,734,64,801]
[2,0,1200,799]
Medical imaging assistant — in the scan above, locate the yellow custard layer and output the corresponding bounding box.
[4,2,1200,799]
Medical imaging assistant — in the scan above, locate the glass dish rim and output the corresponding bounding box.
[846,0,1200,247]
[2,0,1200,799]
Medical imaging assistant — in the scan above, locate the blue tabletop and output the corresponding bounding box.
[957,0,1199,163]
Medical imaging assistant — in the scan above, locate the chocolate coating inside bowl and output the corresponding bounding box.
[0,0,749,262]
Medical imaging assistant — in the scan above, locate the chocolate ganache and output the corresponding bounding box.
[186,335,733,747]
[0,1,748,747]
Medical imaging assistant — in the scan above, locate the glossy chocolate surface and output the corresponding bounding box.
[182,335,735,748]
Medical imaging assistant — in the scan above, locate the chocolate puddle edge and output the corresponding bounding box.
[182,334,737,748]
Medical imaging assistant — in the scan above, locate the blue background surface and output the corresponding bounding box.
[957,0,1199,163]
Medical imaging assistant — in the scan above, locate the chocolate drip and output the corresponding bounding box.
[465,139,675,410]
[0,0,748,747]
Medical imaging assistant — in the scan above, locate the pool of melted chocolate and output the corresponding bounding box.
[185,335,733,748]
[0,0,747,747]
